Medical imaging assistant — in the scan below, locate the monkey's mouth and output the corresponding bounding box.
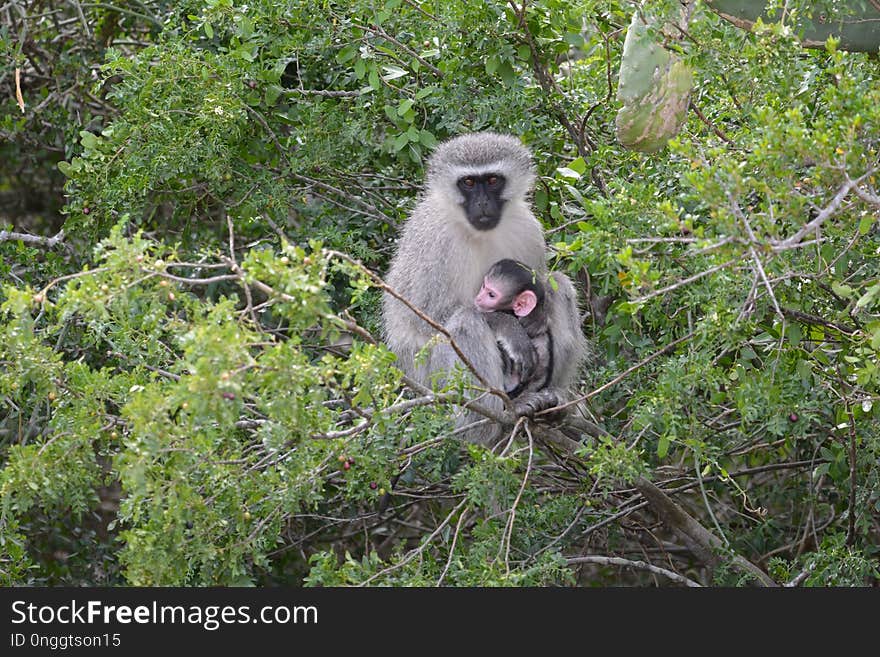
[469,214,501,231]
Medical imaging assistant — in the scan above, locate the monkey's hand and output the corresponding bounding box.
[497,345,522,393]
[513,389,563,419]
[485,312,536,390]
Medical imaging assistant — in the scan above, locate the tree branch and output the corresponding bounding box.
[633,477,777,586]
[0,229,65,248]
[567,555,702,587]
[774,172,873,249]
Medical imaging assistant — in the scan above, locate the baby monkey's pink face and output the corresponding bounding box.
[475,276,537,318]
[474,277,506,312]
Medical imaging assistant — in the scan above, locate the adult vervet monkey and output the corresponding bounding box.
[382,132,587,442]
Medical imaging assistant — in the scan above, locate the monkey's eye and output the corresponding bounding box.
[488,291,496,299]
[463,177,475,188]
[487,175,498,186]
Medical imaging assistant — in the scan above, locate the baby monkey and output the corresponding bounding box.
[475,259,554,397]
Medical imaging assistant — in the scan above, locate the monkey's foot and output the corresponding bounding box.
[513,390,563,419]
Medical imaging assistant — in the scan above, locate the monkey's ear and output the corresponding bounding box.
[512,290,537,317]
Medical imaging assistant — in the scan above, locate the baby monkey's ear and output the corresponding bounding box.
[512,290,537,317]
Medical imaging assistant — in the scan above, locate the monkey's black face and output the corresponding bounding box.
[457,174,506,231]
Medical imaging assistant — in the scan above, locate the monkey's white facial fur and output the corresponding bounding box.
[426,132,536,227]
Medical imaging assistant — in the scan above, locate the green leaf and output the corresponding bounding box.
[567,157,587,174]
[368,68,381,90]
[397,99,414,116]
[565,32,585,47]
[858,215,874,235]
[392,132,409,152]
[856,284,880,308]
[534,188,548,211]
[354,58,366,79]
[381,66,407,81]
[796,359,812,381]
[336,46,357,64]
[657,435,670,459]
[264,85,282,106]
[419,130,438,148]
[497,60,516,86]
[79,131,98,150]
[832,281,854,298]
[204,22,213,39]
[556,167,582,180]
[564,184,585,205]
[407,143,422,163]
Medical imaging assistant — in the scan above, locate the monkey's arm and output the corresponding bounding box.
[484,312,537,392]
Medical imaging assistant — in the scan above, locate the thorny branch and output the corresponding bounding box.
[507,0,587,158]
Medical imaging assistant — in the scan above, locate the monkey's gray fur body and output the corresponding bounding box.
[382,132,588,443]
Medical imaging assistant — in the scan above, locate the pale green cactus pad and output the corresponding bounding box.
[615,13,694,153]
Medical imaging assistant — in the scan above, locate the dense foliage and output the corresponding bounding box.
[1,0,878,586]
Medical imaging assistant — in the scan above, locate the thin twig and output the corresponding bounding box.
[403,0,438,21]
[729,197,783,319]
[363,23,443,78]
[437,505,470,586]
[779,307,857,336]
[153,271,240,286]
[542,330,696,416]
[784,569,812,587]
[566,555,702,587]
[774,173,872,249]
[845,403,858,547]
[850,181,880,207]
[38,267,110,296]
[284,88,362,97]
[358,496,468,586]
[630,259,738,304]
[501,421,534,575]
[69,0,92,38]
[690,100,733,143]
[695,449,729,546]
